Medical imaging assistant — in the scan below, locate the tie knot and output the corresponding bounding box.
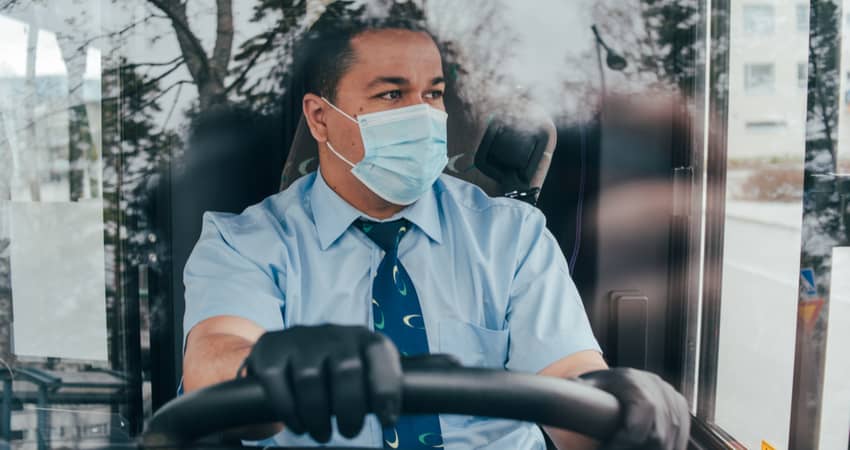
[355,218,411,252]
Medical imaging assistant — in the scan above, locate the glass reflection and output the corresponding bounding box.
[0,0,712,446]
[791,0,847,448]
[0,1,133,448]
[714,1,810,448]
[823,8,850,449]
[11,0,848,447]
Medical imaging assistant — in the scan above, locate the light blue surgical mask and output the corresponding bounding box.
[322,97,449,205]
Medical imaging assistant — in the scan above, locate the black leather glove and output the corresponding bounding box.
[242,325,402,443]
[579,368,690,450]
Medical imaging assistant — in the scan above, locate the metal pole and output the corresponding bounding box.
[593,32,608,97]
[1,379,11,445]
[36,386,48,450]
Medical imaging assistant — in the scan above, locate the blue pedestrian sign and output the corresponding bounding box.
[800,268,817,298]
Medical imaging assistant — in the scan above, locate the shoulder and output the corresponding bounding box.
[435,174,545,226]
[200,173,314,245]
[434,175,552,267]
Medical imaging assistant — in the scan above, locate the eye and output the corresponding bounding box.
[425,90,444,100]
[377,90,402,101]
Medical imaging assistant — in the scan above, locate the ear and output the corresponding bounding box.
[302,93,329,143]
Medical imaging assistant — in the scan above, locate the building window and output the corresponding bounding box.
[797,4,809,32]
[743,4,775,34]
[745,63,775,94]
[798,62,808,89]
[745,120,787,131]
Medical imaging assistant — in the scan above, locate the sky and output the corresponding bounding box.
[500,0,595,88]
[0,13,100,79]
[2,0,849,127]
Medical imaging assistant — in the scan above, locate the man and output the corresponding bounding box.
[181,10,689,450]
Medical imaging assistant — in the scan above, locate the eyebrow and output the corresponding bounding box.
[365,76,446,90]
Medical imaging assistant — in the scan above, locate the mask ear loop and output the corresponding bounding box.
[321,97,358,123]
[320,97,360,168]
[326,141,356,168]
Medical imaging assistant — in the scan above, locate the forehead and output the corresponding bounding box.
[347,29,443,80]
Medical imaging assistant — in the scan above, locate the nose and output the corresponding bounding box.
[404,95,428,107]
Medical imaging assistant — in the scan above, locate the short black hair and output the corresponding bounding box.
[295,1,436,102]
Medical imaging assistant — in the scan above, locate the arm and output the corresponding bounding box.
[504,209,690,450]
[182,315,265,391]
[181,212,289,439]
[538,350,609,450]
[183,315,284,440]
[502,208,607,447]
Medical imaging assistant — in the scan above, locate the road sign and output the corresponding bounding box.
[799,298,825,332]
[800,268,817,297]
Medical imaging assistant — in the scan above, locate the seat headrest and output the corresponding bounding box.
[474,111,556,201]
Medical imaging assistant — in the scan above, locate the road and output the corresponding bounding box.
[713,200,849,450]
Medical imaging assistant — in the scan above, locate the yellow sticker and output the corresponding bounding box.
[799,299,825,331]
[761,441,776,450]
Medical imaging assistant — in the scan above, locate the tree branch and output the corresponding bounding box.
[161,80,186,131]
[224,31,278,95]
[212,0,234,77]
[70,13,169,53]
[807,36,836,164]
[139,60,187,90]
[0,0,20,10]
[122,56,185,69]
[133,80,194,113]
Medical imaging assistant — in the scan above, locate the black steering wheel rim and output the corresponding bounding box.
[142,366,621,448]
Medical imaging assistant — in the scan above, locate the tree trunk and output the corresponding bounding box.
[149,0,234,110]
[57,36,91,202]
[24,13,41,201]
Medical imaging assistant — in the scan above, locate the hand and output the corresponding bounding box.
[242,325,402,443]
[579,368,690,450]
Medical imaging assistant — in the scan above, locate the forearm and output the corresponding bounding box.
[544,426,600,450]
[538,350,609,450]
[183,332,283,439]
[183,332,254,390]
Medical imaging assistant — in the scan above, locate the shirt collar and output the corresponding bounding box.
[309,169,443,250]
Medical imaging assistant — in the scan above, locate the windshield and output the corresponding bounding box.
[0,0,847,449]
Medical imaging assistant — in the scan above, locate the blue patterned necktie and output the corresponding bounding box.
[354,218,444,449]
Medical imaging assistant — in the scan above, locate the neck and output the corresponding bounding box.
[359,199,406,220]
[319,167,405,220]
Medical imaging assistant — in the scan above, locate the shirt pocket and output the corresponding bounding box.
[437,318,509,369]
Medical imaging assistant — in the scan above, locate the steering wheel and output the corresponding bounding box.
[142,363,622,449]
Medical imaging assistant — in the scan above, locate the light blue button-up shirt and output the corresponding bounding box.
[183,169,601,449]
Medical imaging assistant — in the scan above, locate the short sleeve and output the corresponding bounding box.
[182,212,286,353]
[505,209,601,374]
